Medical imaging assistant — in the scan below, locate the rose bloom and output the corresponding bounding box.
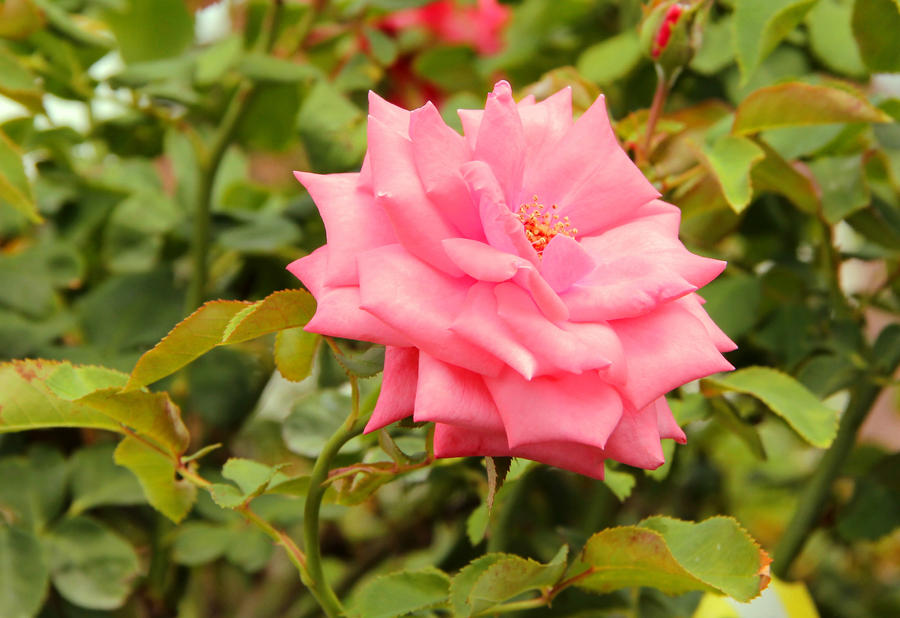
[288,81,734,479]
[380,0,509,55]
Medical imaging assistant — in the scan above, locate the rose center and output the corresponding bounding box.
[515,195,578,255]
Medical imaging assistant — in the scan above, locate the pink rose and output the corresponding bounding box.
[380,0,509,55]
[288,81,734,479]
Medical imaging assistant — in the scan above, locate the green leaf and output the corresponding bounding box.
[571,516,770,603]
[0,360,124,436]
[195,35,243,86]
[209,483,246,509]
[576,30,642,85]
[750,141,821,214]
[698,274,763,340]
[700,135,765,212]
[710,399,767,460]
[852,0,900,72]
[808,155,870,223]
[733,0,818,83]
[225,527,273,573]
[690,15,736,75]
[349,568,451,618]
[0,523,48,618]
[222,289,317,344]
[297,80,367,172]
[237,52,320,83]
[807,0,867,77]
[127,289,316,390]
[222,458,281,496]
[0,447,66,531]
[705,366,838,448]
[0,46,41,108]
[603,467,636,502]
[485,456,511,515]
[46,516,140,611]
[331,344,386,378]
[69,444,145,515]
[172,522,234,566]
[733,83,891,134]
[275,327,320,382]
[113,437,196,523]
[0,129,39,223]
[453,547,568,616]
[104,0,194,63]
[282,389,352,458]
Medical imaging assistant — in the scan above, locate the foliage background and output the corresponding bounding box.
[0,0,899,616]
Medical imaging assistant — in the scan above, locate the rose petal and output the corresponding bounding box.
[306,285,412,347]
[450,282,540,379]
[563,255,697,321]
[495,282,613,374]
[518,86,573,156]
[368,90,410,136]
[442,238,529,282]
[287,246,327,297]
[677,294,737,353]
[655,397,687,443]
[433,423,608,479]
[485,366,623,450]
[522,95,660,236]
[294,171,396,287]
[462,161,539,264]
[602,399,666,469]
[540,233,596,292]
[365,347,418,432]
[413,353,505,432]
[358,244,503,376]
[368,114,464,276]
[474,81,526,207]
[409,102,483,240]
[612,301,734,410]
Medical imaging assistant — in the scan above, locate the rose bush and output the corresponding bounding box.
[289,80,735,479]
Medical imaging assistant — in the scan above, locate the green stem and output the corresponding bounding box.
[638,68,668,168]
[772,377,883,578]
[303,376,365,617]
[185,0,284,313]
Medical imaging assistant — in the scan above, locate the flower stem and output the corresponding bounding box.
[639,69,668,167]
[175,460,310,584]
[185,0,284,313]
[303,376,365,617]
[771,377,883,578]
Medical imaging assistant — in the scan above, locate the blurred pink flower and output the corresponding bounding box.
[381,0,509,55]
[288,81,734,479]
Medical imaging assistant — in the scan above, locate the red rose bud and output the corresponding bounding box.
[640,1,698,82]
[652,4,685,58]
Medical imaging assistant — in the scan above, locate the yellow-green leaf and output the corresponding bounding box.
[733,0,818,83]
[113,437,196,523]
[733,83,891,135]
[700,135,765,212]
[571,516,770,603]
[705,366,838,448]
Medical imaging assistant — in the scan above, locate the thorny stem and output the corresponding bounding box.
[174,459,310,583]
[303,375,366,617]
[638,68,668,168]
[185,0,285,313]
[772,377,886,578]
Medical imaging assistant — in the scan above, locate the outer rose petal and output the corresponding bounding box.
[357,244,503,376]
[601,399,666,469]
[485,367,623,450]
[474,81,526,207]
[368,114,464,276]
[655,397,687,443]
[293,171,395,287]
[433,424,607,480]
[409,102,483,240]
[365,347,418,432]
[289,248,411,346]
[368,90,410,136]
[413,354,506,432]
[612,301,734,410]
[678,294,737,353]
